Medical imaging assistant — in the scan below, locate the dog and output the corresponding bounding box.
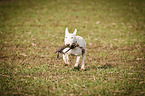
[63,28,86,70]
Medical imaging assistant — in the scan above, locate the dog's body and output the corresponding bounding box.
[63,28,86,70]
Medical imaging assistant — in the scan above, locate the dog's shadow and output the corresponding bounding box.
[84,63,115,71]
[97,64,113,69]
[73,66,81,71]
[73,65,87,71]
[68,56,115,71]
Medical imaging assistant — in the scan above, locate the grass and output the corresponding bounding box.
[0,0,145,95]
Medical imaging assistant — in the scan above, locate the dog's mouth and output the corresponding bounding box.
[65,41,77,47]
[65,44,70,46]
[65,42,78,49]
[65,43,73,47]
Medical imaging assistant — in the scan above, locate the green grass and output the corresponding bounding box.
[0,0,145,95]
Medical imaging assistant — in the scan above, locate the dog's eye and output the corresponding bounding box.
[71,37,73,39]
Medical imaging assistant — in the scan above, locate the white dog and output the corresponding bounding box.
[63,28,86,70]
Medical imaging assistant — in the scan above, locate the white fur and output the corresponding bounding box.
[63,27,86,70]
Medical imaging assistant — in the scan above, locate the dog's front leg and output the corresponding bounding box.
[63,54,70,66]
[74,56,81,69]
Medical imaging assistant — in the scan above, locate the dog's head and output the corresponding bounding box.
[64,27,77,46]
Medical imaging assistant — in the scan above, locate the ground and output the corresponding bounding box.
[0,0,145,95]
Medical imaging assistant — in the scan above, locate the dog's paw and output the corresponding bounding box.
[65,63,70,66]
[79,68,85,71]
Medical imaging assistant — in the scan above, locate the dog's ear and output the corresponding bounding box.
[73,29,77,36]
[65,27,69,35]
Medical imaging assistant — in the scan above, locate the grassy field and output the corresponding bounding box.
[0,0,145,95]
